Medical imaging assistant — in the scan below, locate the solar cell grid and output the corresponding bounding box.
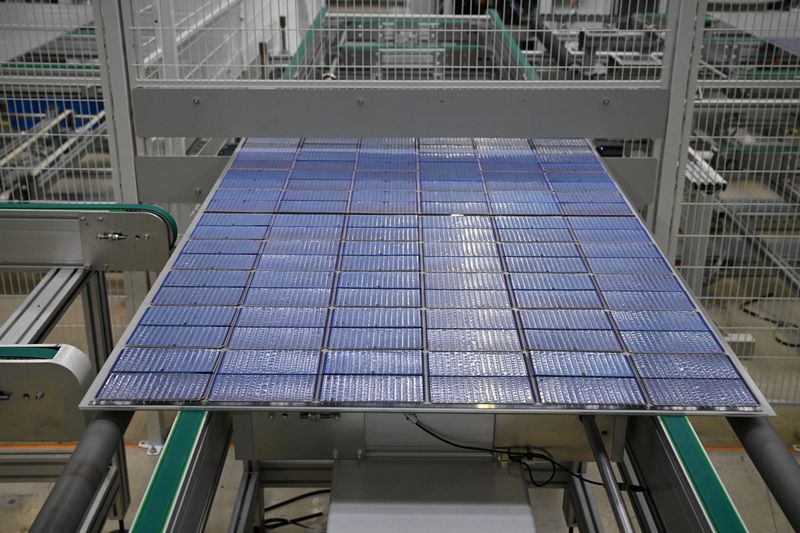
[86,138,767,415]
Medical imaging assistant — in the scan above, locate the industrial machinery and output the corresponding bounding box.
[0,1,798,533]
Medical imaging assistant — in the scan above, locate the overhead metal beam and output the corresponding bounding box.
[132,87,669,139]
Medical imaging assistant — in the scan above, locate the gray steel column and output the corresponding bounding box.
[682,190,715,295]
[582,416,636,533]
[728,417,800,530]
[30,410,133,533]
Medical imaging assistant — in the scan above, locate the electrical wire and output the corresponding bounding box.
[264,512,325,530]
[263,489,331,529]
[404,413,644,492]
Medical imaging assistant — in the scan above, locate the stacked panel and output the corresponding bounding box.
[87,138,766,414]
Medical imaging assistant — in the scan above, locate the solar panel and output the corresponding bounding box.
[84,138,768,415]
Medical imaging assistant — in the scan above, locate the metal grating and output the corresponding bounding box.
[85,137,768,414]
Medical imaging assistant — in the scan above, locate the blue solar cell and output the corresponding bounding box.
[244,288,331,307]
[423,242,496,257]
[340,255,420,271]
[173,254,256,271]
[484,180,551,191]
[557,192,623,203]
[587,257,670,274]
[257,254,337,271]
[348,214,418,228]
[198,213,272,226]
[429,376,534,404]
[488,191,556,203]
[213,189,281,201]
[567,216,641,230]
[332,308,420,328]
[509,273,593,291]
[113,348,219,373]
[506,257,586,273]
[209,374,315,402]
[237,307,328,328]
[498,228,573,242]
[611,311,708,331]
[191,226,268,240]
[229,327,324,349]
[218,349,320,374]
[350,202,418,213]
[128,325,229,348]
[515,290,601,309]
[98,373,209,401]
[501,243,580,257]
[542,162,604,172]
[251,271,333,288]
[481,161,541,171]
[424,272,505,290]
[573,229,649,242]
[183,240,261,255]
[428,329,521,351]
[425,256,502,273]
[207,199,278,212]
[520,310,611,330]
[422,191,487,202]
[324,351,421,375]
[494,216,568,229]
[423,228,495,242]
[320,375,424,403]
[267,227,341,240]
[355,171,416,182]
[546,171,609,182]
[427,309,515,329]
[421,215,490,229]
[357,160,417,171]
[428,352,527,376]
[328,328,422,349]
[581,243,660,258]
[423,202,490,214]
[633,353,739,379]
[426,290,510,309]
[603,291,694,310]
[289,169,352,180]
[287,179,352,190]
[263,240,339,255]
[294,160,353,170]
[550,181,616,191]
[525,330,621,351]
[622,331,722,353]
[152,287,244,306]
[561,203,631,216]
[492,203,562,215]
[164,270,250,287]
[420,180,484,191]
[273,214,345,226]
[352,190,416,202]
[537,377,644,406]
[278,200,349,212]
[531,351,633,377]
[141,306,236,326]
[644,378,757,408]
[335,288,420,307]
[338,271,420,289]
[595,274,682,292]
[346,227,418,241]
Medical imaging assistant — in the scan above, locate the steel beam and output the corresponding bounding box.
[132,87,669,139]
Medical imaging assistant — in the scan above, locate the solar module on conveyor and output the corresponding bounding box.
[84,138,768,414]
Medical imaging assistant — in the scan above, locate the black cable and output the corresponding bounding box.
[264,489,331,514]
[404,413,644,492]
[264,511,325,530]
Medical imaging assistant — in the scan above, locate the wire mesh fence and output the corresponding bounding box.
[124,0,671,85]
[677,2,800,404]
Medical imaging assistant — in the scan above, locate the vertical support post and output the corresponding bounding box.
[652,0,707,257]
[154,0,186,156]
[139,411,167,455]
[582,416,636,533]
[81,271,114,372]
[682,189,716,295]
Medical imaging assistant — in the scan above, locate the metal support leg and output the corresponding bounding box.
[81,270,115,371]
[582,416,636,533]
[728,417,800,530]
[230,460,266,533]
[139,411,167,455]
[563,462,605,533]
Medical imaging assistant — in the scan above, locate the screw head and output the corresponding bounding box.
[192,97,201,105]
[602,97,611,106]
[357,97,365,106]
